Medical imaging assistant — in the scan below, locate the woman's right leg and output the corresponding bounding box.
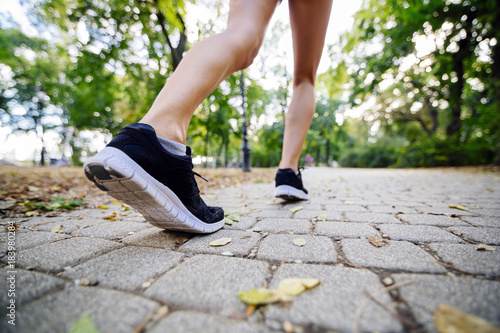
[140,0,280,143]
[85,0,279,233]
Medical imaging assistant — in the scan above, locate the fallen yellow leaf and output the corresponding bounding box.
[318,213,327,221]
[293,238,307,247]
[434,303,500,333]
[477,244,496,251]
[51,225,62,233]
[209,237,232,247]
[448,205,471,212]
[278,278,321,296]
[97,205,108,209]
[238,288,289,305]
[289,206,304,213]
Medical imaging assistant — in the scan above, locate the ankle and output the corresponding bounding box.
[139,119,186,144]
[278,162,298,173]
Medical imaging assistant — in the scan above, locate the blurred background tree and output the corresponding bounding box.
[0,0,498,167]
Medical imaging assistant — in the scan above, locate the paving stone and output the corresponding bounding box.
[342,239,446,273]
[71,221,150,239]
[429,243,500,276]
[10,231,70,250]
[20,216,85,234]
[416,206,477,216]
[16,237,122,272]
[144,255,268,313]
[448,226,500,245]
[0,268,66,309]
[121,227,192,249]
[148,311,266,333]
[367,205,417,214]
[381,200,427,207]
[326,204,367,212]
[283,203,323,211]
[472,208,500,217]
[1,286,159,333]
[179,230,260,256]
[266,264,402,332]
[293,209,343,221]
[253,218,311,234]
[315,222,379,238]
[223,216,258,231]
[344,212,401,224]
[379,224,463,243]
[62,246,184,291]
[398,214,468,226]
[244,203,285,211]
[247,210,292,219]
[257,234,337,263]
[394,274,500,332]
[461,217,500,228]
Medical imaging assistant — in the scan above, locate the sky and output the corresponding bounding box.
[0,0,363,162]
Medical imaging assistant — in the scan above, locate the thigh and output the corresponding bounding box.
[289,0,333,81]
[226,0,279,41]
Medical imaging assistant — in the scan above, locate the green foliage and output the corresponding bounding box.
[23,197,85,211]
[337,0,500,166]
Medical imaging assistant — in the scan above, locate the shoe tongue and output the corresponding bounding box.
[185,146,192,156]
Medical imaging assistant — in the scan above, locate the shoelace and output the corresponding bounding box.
[194,171,209,182]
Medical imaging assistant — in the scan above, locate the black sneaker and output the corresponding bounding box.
[274,168,309,201]
[83,123,224,233]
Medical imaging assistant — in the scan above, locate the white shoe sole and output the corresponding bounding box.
[274,185,309,201]
[84,147,224,233]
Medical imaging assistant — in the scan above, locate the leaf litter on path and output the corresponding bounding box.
[239,277,320,315]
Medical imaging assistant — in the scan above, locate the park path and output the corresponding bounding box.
[1,167,499,332]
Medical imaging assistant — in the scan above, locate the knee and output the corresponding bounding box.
[293,72,316,88]
[224,28,263,70]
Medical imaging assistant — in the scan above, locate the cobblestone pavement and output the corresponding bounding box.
[1,168,499,332]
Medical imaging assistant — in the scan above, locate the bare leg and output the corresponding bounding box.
[278,0,333,171]
[140,0,279,143]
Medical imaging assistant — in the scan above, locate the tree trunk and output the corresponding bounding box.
[153,1,187,70]
[446,31,468,136]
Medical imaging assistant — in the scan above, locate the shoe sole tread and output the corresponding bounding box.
[84,147,224,233]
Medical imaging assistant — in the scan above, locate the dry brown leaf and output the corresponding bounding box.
[434,303,500,333]
[283,321,294,333]
[156,306,169,318]
[368,235,388,247]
